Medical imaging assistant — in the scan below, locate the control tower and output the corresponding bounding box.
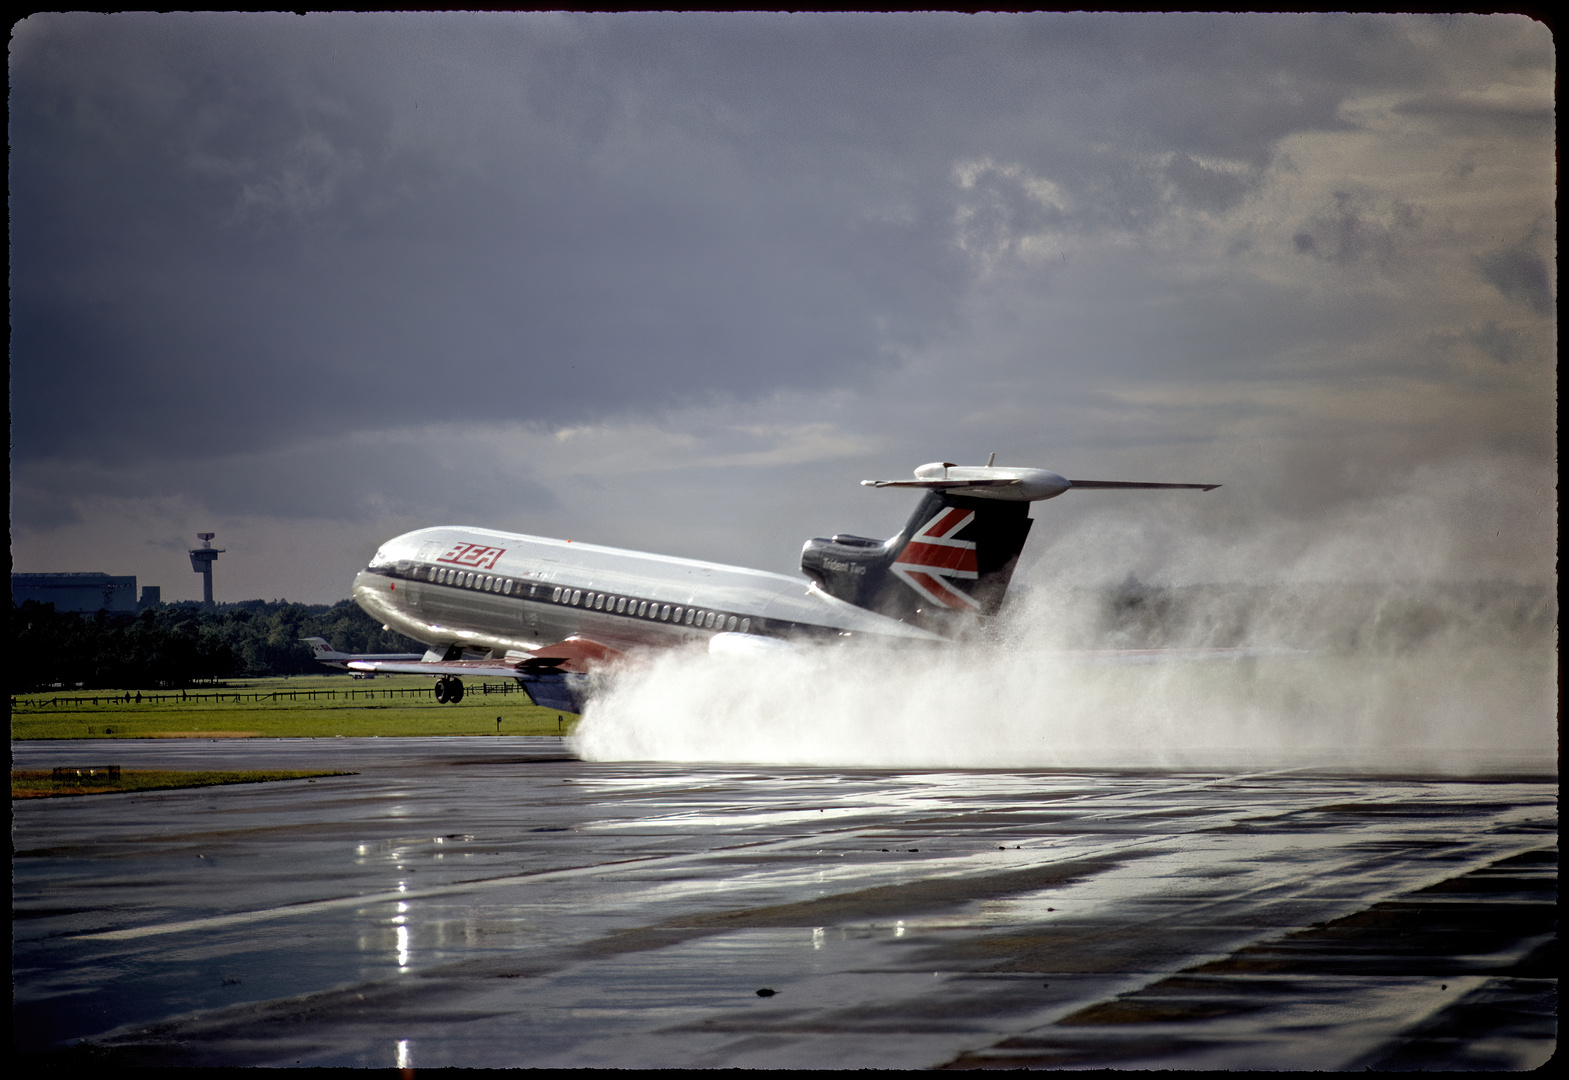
[188,532,225,608]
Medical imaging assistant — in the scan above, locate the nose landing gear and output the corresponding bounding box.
[433,676,465,704]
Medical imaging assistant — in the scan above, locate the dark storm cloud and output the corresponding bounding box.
[12,432,561,530]
[12,11,1478,474]
[9,13,961,466]
[1475,240,1554,315]
[1465,321,1526,365]
[1290,191,1419,267]
[1393,93,1554,137]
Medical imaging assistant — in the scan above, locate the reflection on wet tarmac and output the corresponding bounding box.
[12,738,1555,1069]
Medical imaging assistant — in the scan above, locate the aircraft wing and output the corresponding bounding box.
[347,657,531,679]
[346,636,625,679]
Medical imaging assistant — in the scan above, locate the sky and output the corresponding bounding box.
[10,12,1556,605]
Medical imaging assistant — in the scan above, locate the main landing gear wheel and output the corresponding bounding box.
[434,676,465,704]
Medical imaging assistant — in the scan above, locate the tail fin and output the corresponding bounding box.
[804,460,1219,635]
[302,637,342,659]
[801,490,1032,633]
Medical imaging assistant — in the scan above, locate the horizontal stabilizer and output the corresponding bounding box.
[1067,480,1220,491]
[861,478,1020,490]
[861,463,1220,502]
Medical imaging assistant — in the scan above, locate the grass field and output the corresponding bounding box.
[10,674,578,740]
[12,768,355,799]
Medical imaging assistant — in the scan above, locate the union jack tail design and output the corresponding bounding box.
[800,490,1033,633]
[891,507,982,610]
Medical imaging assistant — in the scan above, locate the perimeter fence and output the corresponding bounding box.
[13,683,527,708]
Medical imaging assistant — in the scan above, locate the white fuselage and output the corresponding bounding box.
[311,654,424,669]
[353,526,942,658]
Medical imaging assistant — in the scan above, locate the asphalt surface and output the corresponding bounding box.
[12,737,1557,1069]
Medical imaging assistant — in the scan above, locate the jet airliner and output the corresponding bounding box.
[301,637,425,677]
[349,460,1218,713]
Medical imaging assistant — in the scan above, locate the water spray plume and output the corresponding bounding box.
[574,461,1556,774]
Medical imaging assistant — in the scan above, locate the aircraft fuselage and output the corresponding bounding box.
[353,526,943,660]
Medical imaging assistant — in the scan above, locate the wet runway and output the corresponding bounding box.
[12,738,1556,1069]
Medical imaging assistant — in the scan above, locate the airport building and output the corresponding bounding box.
[10,573,160,613]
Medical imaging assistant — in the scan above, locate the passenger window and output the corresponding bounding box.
[726,616,737,631]
[572,590,582,605]
[616,597,626,613]
[740,618,750,633]
[552,586,562,602]
[595,594,605,610]
[502,580,512,595]
[637,601,647,616]
[660,604,670,620]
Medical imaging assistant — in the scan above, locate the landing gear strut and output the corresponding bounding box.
[433,676,465,704]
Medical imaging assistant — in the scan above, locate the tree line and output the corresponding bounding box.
[9,598,423,692]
